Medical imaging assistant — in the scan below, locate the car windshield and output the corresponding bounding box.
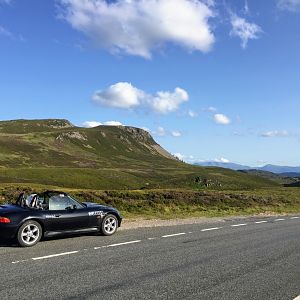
[48,193,84,211]
[15,192,84,211]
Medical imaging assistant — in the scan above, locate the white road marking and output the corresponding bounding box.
[293,295,300,300]
[10,215,300,265]
[32,251,79,261]
[201,227,222,232]
[94,240,142,250]
[94,246,104,250]
[231,223,247,227]
[162,233,186,238]
[12,259,29,264]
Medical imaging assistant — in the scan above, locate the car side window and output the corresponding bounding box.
[48,194,83,211]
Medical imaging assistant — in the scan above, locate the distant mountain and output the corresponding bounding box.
[195,162,300,175]
[194,162,251,171]
[238,169,298,185]
[258,165,300,174]
[280,172,300,178]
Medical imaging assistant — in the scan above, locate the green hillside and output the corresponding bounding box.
[0,119,279,190]
[237,169,298,185]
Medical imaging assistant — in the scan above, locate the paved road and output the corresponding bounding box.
[0,215,299,300]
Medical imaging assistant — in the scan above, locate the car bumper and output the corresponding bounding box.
[0,224,18,239]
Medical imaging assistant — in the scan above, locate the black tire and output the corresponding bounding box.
[17,220,42,247]
[100,214,118,236]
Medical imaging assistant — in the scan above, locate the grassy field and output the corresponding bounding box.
[0,119,299,220]
[0,166,280,190]
[0,119,280,190]
[1,184,299,219]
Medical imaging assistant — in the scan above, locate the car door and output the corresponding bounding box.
[45,194,90,232]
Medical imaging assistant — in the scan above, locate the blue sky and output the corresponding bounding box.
[0,0,299,166]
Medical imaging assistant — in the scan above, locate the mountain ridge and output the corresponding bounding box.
[0,118,279,190]
[195,162,300,175]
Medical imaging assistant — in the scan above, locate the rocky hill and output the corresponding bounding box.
[0,119,176,168]
[0,119,278,190]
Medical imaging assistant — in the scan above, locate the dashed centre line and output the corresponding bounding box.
[94,240,141,250]
[201,227,222,232]
[231,223,247,227]
[10,215,299,264]
[12,259,29,264]
[162,233,186,238]
[32,251,79,261]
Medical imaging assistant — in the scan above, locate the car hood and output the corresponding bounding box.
[82,202,113,210]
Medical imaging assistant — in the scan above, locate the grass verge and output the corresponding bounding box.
[0,184,299,219]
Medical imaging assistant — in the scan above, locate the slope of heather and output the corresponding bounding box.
[0,119,279,190]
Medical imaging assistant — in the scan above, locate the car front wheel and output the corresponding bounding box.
[100,214,118,236]
[17,220,42,247]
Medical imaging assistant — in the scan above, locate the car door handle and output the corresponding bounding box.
[55,214,61,218]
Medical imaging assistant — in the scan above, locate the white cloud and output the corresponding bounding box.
[206,106,217,112]
[260,130,290,137]
[82,121,102,128]
[277,0,300,12]
[103,121,123,126]
[155,126,167,137]
[214,157,230,163]
[92,82,189,114]
[151,127,183,138]
[230,14,262,48]
[171,131,182,137]
[82,120,123,127]
[173,153,185,160]
[58,0,215,58]
[150,88,189,114]
[92,82,142,109]
[244,0,249,14]
[213,113,231,125]
[188,110,198,118]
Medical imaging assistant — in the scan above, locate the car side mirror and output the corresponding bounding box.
[66,205,77,211]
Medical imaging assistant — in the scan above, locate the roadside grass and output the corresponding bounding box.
[1,184,299,219]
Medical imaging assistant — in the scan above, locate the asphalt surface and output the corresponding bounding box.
[0,215,299,300]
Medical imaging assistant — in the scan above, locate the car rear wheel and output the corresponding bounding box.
[17,220,42,247]
[100,214,118,236]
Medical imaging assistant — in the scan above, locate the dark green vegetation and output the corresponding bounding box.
[0,119,298,218]
[0,184,299,219]
[0,119,278,190]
